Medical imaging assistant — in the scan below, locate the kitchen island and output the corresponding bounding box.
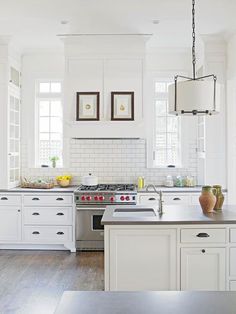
[102,205,236,292]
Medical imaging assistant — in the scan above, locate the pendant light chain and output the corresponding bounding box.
[192,0,196,79]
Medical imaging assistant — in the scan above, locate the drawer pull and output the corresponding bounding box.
[57,231,64,235]
[32,231,40,235]
[56,212,64,216]
[32,212,40,216]
[202,249,206,253]
[56,198,64,201]
[32,197,40,201]
[173,197,181,201]
[196,233,210,238]
[148,198,156,201]
[0,197,8,200]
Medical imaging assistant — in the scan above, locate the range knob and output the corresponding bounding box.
[81,195,86,201]
[125,196,130,201]
[110,196,115,202]
[94,195,99,201]
[86,195,92,201]
[120,195,125,201]
[99,195,105,201]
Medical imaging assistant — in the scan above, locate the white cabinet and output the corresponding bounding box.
[181,247,226,291]
[138,192,197,206]
[0,45,21,189]
[106,228,177,291]
[0,207,21,241]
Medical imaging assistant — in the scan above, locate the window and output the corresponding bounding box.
[36,81,63,167]
[154,80,181,167]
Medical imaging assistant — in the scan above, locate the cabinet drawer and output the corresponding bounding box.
[23,207,73,225]
[230,229,236,242]
[23,226,72,243]
[181,228,226,244]
[139,194,159,204]
[24,195,73,206]
[0,194,21,206]
[229,281,236,291]
[163,194,190,205]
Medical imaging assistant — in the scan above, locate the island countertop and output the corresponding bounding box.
[102,204,236,225]
[55,291,236,314]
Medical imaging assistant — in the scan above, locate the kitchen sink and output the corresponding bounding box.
[113,207,156,218]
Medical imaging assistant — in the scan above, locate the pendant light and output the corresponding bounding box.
[168,0,220,115]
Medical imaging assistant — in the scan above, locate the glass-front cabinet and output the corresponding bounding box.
[8,90,20,187]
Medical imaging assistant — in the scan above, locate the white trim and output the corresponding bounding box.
[146,71,189,169]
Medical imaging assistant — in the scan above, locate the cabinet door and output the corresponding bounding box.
[0,207,21,241]
[109,228,177,291]
[181,248,226,291]
[8,91,20,188]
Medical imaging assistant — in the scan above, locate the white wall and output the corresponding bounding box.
[227,34,236,203]
[21,45,198,185]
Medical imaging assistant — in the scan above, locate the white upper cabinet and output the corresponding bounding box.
[0,44,21,189]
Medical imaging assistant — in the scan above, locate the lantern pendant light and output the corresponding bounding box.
[168,0,220,116]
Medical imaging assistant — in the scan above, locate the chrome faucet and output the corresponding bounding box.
[146,184,164,215]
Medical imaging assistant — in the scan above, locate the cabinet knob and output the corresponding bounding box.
[32,231,40,235]
[202,249,206,253]
[0,197,8,201]
[56,213,64,216]
[32,212,40,216]
[57,231,64,235]
[196,233,210,238]
[32,197,40,201]
[56,198,64,201]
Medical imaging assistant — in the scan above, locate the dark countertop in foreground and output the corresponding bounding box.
[102,205,236,225]
[55,291,236,314]
[0,186,78,193]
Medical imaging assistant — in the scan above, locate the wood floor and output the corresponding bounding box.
[0,250,104,314]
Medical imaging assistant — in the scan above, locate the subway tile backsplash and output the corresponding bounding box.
[21,139,198,185]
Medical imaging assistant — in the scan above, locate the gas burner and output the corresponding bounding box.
[77,184,136,192]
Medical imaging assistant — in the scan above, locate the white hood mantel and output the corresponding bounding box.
[63,34,150,139]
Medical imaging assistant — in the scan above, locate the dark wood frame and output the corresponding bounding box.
[111,91,134,121]
[76,92,100,121]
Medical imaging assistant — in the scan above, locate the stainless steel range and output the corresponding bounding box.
[75,184,137,250]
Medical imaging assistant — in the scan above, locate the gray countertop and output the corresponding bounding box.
[55,291,236,314]
[102,204,236,225]
[137,186,227,193]
[0,186,78,193]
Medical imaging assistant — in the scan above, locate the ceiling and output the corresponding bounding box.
[0,0,235,53]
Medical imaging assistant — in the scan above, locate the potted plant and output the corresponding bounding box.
[50,156,59,168]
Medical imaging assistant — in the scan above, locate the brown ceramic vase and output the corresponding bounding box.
[199,186,216,213]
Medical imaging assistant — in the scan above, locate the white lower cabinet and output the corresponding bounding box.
[229,281,236,291]
[0,207,21,241]
[107,228,177,291]
[181,247,226,291]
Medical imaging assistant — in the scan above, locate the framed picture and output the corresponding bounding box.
[111,92,134,121]
[76,92,100,121]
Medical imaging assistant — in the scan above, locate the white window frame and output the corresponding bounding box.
[35,80,63,168]
[146,71,190,169]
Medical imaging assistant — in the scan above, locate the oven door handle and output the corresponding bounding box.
[76,207,106,211]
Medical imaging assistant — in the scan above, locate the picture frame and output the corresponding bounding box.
[111,92,134,121]
[76,92,100,121]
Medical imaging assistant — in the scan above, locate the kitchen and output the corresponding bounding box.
[0,0,235,313]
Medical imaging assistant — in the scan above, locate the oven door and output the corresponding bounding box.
[76,207,104,242]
